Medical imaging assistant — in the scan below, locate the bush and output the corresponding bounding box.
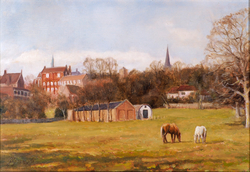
[54,108,67,118]
[38,112,47,119]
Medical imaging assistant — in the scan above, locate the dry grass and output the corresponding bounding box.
[1,108,249,171]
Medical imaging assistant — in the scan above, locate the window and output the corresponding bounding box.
[70,80,72,84]
[51,82,53,86]
[55,88,57,90]
[47,82,49,86]
[57,73,60,77]
[78,80,80,83]
[43,82,45,86]
[47,88,50,92]
[51,88,54,92]
[73,80,76,84]
[24,92,27,96]
[21,91,23,95]
[46,73,49,78]
[67,81,69,84]
[54,82,57,86]
[181,92,185,95]
[64,81,66,85]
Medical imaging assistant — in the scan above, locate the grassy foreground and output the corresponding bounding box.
[1,108,249,171]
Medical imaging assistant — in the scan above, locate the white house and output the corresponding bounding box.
[167,85,197,99]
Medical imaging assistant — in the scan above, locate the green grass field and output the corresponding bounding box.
[1,108,249,171]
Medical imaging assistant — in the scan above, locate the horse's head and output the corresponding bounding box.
[178,133,181,142]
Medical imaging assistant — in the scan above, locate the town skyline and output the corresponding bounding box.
[1,0,247,78]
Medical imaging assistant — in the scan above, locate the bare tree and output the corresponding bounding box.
[83,57,96,79]
[95,58,106,78]
[105,57,118,78]
[102,80,118,122]
[205,8,249,128]
[56,94,69,120]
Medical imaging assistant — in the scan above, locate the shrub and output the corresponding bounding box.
[54,108,67,118]
[38,112,47,119]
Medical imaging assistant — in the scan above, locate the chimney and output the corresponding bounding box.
[69,65,71,75]
[4,70,7,75]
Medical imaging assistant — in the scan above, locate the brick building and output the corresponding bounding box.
[35,65,72,95]
[0,70,30,99]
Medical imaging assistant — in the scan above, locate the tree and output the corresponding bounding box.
[56,94,69,120]
[26,84,50,119]
[83,57,96,79]
[205,8,249,128]
[82,82,98,121]
[102,80,118,122]
[105,57,118,78]
[189,64,208,109]
[95,58,106,78]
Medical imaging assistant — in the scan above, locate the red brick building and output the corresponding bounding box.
[34,65,71,95]
[0,70,30,99]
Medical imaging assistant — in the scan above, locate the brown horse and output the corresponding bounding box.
[161,123,181,143]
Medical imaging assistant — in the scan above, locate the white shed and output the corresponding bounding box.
[134,104,153,120]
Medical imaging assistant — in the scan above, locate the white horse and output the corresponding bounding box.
[194,126,207,143]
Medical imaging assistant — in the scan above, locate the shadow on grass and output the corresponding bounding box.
[1,138,32,150]
[0,148,227,171]
[206,141,224,144]
[224,120,245,127]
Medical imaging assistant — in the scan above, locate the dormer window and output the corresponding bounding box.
[46,73,49,78]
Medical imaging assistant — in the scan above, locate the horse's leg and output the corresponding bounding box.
[171,134,174,143]
[201,135,204,143]
[163,134,167,143]
[165,133,168,143]
[174,134,176,143]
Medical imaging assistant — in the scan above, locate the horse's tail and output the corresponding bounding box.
[160,126,164,138]
[204,127,207,138]
[202,127,207,140]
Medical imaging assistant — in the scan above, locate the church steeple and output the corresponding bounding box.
[51,55,54,67]
[164,46,171,69]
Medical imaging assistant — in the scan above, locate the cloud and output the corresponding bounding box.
[1,49,160,77]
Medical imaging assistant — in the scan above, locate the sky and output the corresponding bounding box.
[0,0,248,78]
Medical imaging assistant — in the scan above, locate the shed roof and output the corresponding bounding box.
[75,100,125,111]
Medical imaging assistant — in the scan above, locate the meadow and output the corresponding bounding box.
[1,108,249,171]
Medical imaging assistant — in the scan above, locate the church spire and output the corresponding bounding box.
[164,46,171,69]
[51,55,54,67]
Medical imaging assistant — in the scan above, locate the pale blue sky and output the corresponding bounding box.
[1,0,248,77]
